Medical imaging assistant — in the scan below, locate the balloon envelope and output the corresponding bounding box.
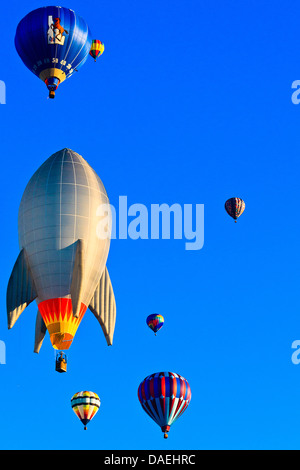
[225,197,245,222]
[15,6,92,97]
[90,40,105,61]
[7,148,116,354]
[138,372,191,438]
[146,314,164,335]
[71,391,100,429]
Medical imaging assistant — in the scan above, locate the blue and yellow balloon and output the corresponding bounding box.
[15,6,93,98]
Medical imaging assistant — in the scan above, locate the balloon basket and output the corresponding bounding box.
[162,425,170,438]
[55,351,67,373]
[49,91,55,99]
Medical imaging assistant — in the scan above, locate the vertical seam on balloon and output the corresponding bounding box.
[79,159,91,304]
[109,270,115,341]
[29,162,44,302]
[68,150,77,290]
[85,161,109,309]
[29,13,38,75]
[59,150,65,302]
[68,24,89,67]
[142,401,157,423]
[175,399,189,421]
[46,155,59,302]
[147,400,162,427]
[87,166,111,309]
[155,397,165,426]
[105,270,110,339]
[168,397,179,425]
[100,269,104,334]
[53,7,59,74]
[89,164,105,307]
[62,10,76,73]
[172,389,186,423]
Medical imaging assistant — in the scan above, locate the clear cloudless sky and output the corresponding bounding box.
[0,0,300,450]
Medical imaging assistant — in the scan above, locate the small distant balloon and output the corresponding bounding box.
[90,40,105,62]
[138,371,191,439]
[225,197,245,222]
[146,314,164,335]
[71,391,100,430]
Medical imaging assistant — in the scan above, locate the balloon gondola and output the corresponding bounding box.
[55,351,67,373]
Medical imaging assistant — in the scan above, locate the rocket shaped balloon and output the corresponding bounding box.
[7,149,116,353]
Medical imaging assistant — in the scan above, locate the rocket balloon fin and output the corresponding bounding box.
[6,249,37,329]
[89,267,116,346]
[70,239,85,319]
[34,310,47,354]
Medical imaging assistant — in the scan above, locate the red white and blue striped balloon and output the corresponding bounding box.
[138,372,191,438]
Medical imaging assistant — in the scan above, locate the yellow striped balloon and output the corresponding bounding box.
[89,40,105,61]
[71,391,100,430]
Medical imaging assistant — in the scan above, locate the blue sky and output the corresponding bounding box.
[0,0,300,450]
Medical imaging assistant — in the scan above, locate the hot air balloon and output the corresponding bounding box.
[90,40,105,62]
[225,197,245,222]
[71,391,100,430]
[138,372,191,439]
[146,314,164,336]
[15,6,93,98]
[55,351,67,373]
[7,149,116,368]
